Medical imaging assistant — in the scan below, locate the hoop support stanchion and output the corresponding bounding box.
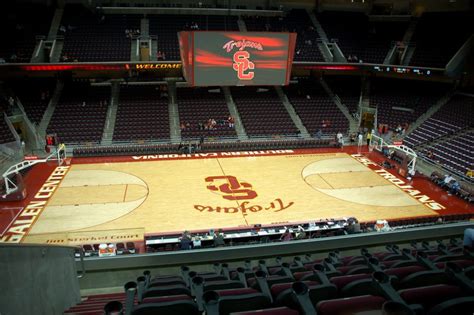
[370,135,417,175]
[2,145,66,196]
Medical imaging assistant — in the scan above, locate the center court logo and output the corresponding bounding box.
[205,175,257,200]
[195,175,294,215]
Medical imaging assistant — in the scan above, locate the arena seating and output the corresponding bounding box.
[73,138,331,157]
[409,12,474,68]
[0,3,53,63]
[0,116,15,144]
[230,87,299,137]
[317,11,408,64]
[11,79,56,124]
[244,9,324,62]
[149,14,238,61]
[404,95,474,148]
[370,79,450,128]
[422,130,474,177]
[113,85,170,142]
[46,83,109,143]
[324,76,361,115]
[60,5,140,62]
[63,237,474,314]
[285,80,349,135]
[177,87,236,140]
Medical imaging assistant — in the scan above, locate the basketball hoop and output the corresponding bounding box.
[2,143,68,196]
[369,135,417,176]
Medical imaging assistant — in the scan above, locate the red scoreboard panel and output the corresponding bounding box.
[179,31,297,87]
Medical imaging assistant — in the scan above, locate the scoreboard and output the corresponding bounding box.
[179,31,297,86]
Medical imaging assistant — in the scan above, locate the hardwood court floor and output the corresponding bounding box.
[22,151,443,244]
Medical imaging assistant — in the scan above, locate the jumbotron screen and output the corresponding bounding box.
[179,31,297,86]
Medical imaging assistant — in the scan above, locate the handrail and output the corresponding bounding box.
[70,134,334,149]
[136,38,139,58]
[34,39,44,58]
[49,39,57,60]
[148,38,152,59]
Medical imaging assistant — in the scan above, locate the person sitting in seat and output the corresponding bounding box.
[280,228,293,241]
[179,231,192,250]
[295,226,306,240]
[213,229,225,247]
[463,228,474,252]
[441,174,455,189]
[449,180,460,196]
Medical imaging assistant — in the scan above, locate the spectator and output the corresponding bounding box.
[336,131,343,147]
[8,96,15,109]
[442,174,454,188]
[350,133,356,143]
[315,129,322,140]
[280,229,293,242]
[192,235,202,249]
[449,180,460,196]
[347,218,361,234]
[463,228,474,251]
[395,124,402,134]
[427,150,434,159]
[213,229,225,247]
[157,50,165,61]
[228,116,235,128]
[295,226,306,240]
[179,231,192,250]
[366,131,372,146]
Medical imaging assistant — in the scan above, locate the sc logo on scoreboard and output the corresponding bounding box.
[223,39,262,81]
[232,51,255,80]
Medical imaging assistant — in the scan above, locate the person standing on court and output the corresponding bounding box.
[358,132,363,147]
[366,131,372,146]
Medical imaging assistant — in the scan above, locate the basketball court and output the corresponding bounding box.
[2,146,459,245]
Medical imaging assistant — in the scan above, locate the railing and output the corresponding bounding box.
[33,38,44,59]
[67,133,335,150]
[49,39,56,60]
[78,221,473,273]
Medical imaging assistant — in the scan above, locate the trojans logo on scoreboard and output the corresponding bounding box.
[223,39,263,80]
